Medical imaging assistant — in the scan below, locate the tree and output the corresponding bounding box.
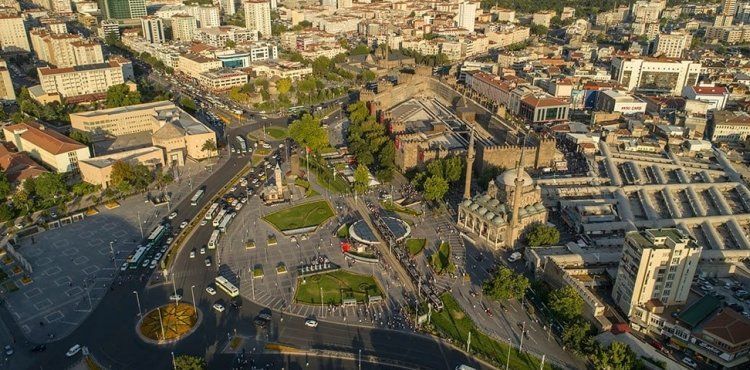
[359,69,376,83]
[71,182,99,197]
[69,130,91,146]
[548,286,584,323]
[590,342,642,370]
[312,56,332,76]
[526,224,560,247]
[179,97,197,113]
[349,43,370,55]
[562,318,594,355]
[443,156,464,183]
[174,355,206,370]
[353,164,369,194]
[423,175,449,201]
[288,114,329,152]
[201,139,217,157]
[225,40,236,48]
[105,84,141,108]
[0,203,13,222]
[32,173,67,208]
[0,171,11,199]
[109,161,152,193]
[530,24,548,36]
[483,266,529,300]
[276,78,292,95]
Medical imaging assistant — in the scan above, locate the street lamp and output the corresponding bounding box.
[506,338,512,370]
[190,285,196,313]
[133,291,142,317]
[519,321,526,352]
[171,351,176,370]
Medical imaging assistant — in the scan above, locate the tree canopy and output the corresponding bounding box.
[562,318,595,356]
[353,164,370,195]
[410,156,464,201]
[179,97,197,113]
[590,342,643,370]
[109,161,153,194]
[547,286,584,323]
[346,101,396,182]
[174,355,206,370]
[105,84,141,108]
[288,113,329,152]
[0,171,12,199]
[482,266,529,300]
[526,224,560,247]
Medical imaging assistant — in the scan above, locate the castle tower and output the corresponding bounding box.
[463,125,475,200]
[507,146,525,247]
[274,163,283,195]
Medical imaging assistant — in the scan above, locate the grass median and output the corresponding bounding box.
[295,270,381,305]
[263,200,334,231]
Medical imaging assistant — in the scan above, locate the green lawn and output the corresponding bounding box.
[263,200,334,231]
[295,270,382,305]
[265,127,287,140]
[432,293,552,370]
[405,238,426,256]
[431,241,454,274]
[381,200,422,216]
[336,224,350,238]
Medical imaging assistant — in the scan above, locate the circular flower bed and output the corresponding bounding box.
[138,303,199,342]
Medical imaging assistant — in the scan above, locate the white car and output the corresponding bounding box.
[230,186,237,192]
[169,294,182,301]
[206,287,217,295]
[304,319,318,328]
[166,237,174,245]
[200,220,208,226]
[241,197,248,204]
[235,203,243,211]
[682,357,697,368]
[141,260,150,268]
[154,252,162,259]
[213,303,225,312]
[200,247,206,255]
[180,221,188,229]
[189,250,196,259]
[204,258,211,267]
[149,260,158,269]
[120,262,128,271]
[65,344,81,357]
[168,212,178,220]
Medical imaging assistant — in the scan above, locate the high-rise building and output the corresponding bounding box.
[611,57,701,95]
[270,0,277,10]
[457,2,477,32]
[171,14,197,42]
[653,32,692,58]
[0,14,30,52]
[30,29,105,67]
[194,5,220,28]
[245,0,272,38]
[141,16,165,44]
[99,0,146,20]
[220,0,236,15]
[612,229,701,318]
[34,56,134,101]
[0,58,15,101]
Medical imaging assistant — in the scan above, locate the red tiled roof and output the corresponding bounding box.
[521,95,569,108]
[690,86,728,95]
[702,309,750,347]
[3,122,87,155]
[0,143,48,183]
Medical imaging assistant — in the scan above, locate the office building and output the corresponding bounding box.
[0,58,15,101]
[715,0,738,26]
[245,0,272,38]
[612,228,701,319]
[33,56,134,103]
[457,2,476,33]
[0,15,30,52]
[141,16,165,44]
[611,57,701,95]
[2,121,90,173]
[99,0,146,20]
[171,14,197,42]
[653,32,692,58]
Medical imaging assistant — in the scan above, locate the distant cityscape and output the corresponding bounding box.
[0,0,749,370]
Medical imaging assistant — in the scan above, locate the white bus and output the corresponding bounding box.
[207,230,220,249]
[212,208,228,227]
[204,202,219,220]
[218,213,234,233]
[190,189,205,206]
[128,246,147,264]
[215,276,239,297]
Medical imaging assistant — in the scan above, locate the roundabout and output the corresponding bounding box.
[137,302,202,345]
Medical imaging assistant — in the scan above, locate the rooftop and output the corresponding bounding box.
[677,294,723,329]
[3,122,87,155]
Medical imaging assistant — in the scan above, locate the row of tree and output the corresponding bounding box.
[346,101,397,182]
[408,156,464,202]
[0,172,98,222]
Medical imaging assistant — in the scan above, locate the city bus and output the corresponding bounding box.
[204,202,219,220]
[218,213,234,233]
[190,189,205,206]
[147,225,169,246]
[212,208,228,227]
[207,230,220,249]
[128,246,147,264]
[215,276,239,297]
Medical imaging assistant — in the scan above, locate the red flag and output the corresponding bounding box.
[306,146,311,154]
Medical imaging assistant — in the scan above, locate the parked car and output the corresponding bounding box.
[4,345,13,356]
[200,247,206,254]
[149,260,157,269]
[65,345,81,357]
[141,260,150,268]
[682,357,697,368]
[120,262,128,271]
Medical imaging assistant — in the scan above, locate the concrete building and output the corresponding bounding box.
[30,30,105,68]
[250,60,312,80]
[193,5,220,28]
[653,32,691,58]
[171,14,197,42]
[611,57,701,95]
[612,228,701,322]
[79,146,164,189]
[196,26,257,47]
[596,90,648,115]
[69,101,217,163]
[0,58,15,101]
[682,85,729,111]
[631,0,664,23]
[220,0,236,16]
[140,16,165,44]
[457,2,476,33]
[532,11,554,28]
[177,53,222,80]
[0,14,30,52]
[33,56,134,103]
[197,69,248,91]
[99,0,146,20]
[245,0,272,38]
[99,19,120,39]
[0,143,48,185]
[710,110,750,142]
[2,121,90,173]
[519,94,570,124]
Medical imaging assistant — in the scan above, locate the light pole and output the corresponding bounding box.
[158,307,166,340]
[109,240,117,269]
[358,349,361,370]
[172,273,178,308]
[133,291,142,317]
[190,285,196,313]
[519,321,526,352]
[506,338,511,370]
[171,351,176,370]
[320,287,324,318]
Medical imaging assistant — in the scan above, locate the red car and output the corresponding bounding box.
[485,308,493,317]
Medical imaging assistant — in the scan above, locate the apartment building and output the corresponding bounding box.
[197,69,248,91]
[220,0,236,15]
[457,2,476,32]
[34,56,134,102]
[100,0,146,20]
[531,11,554,28]
[682,85,729,111]
[611,56,701,95]
[0,58,15,101]
[30,30,105,68]
[612,229,701,320]
[171,14,197,42]
[70,101,217,162]
[141,16,165,44]
[653,32,691,58]
[2,121,90,173]
[710,110,750,142]
[177,53,222,79]
[0,14,30,52]
[196,26,258,47]
[251,60,312,81]
[245,0,272,38]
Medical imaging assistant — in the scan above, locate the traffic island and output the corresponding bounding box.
[262,200,335,235]
[295,270,382,305]
[137,303,202,345]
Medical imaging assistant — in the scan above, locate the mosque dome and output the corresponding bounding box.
[496,168,533,187]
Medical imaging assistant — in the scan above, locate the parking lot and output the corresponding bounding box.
[3,195,164,343]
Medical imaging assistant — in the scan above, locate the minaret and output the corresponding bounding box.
[506,145,526,247]
[463,125,475,200]
[274,163,283,195]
